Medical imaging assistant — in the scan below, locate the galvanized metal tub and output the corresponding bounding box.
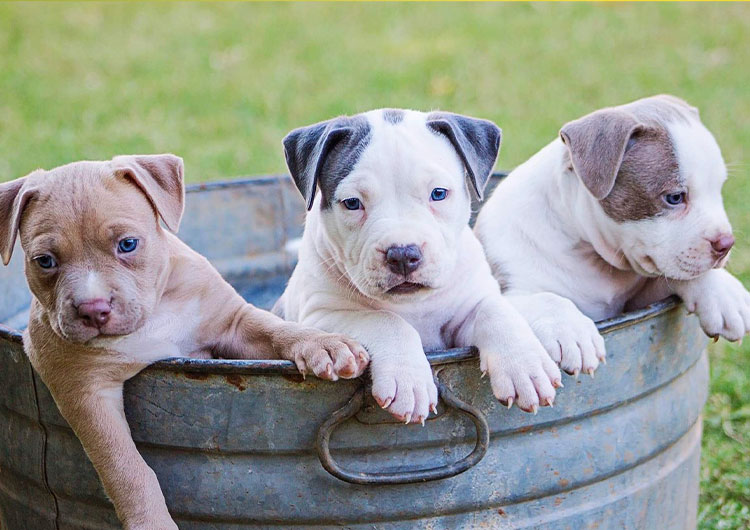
[0,175,708,529]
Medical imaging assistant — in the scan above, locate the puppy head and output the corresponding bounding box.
[284,109,501,302]
[561,94,732,280]
[0,154,184,343]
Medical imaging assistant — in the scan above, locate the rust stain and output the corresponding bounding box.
[225,374,247,391]
[554,497,563,506]
[518,425,532,433]
[183,372,210,381]
[583,467,594,475]
[282,373,306,384]
[497,508,507,516]
[553,470,560,476]
[574,424,582,430]
[558,478,570,488]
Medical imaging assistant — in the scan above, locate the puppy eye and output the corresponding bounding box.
[342,198,362,211]
[118,238,139,253]
[430,188,448,201]
[34,255,57,269]
[663,192,686,206]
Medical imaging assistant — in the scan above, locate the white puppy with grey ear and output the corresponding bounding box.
[475,95,750,377]
[275,109,562,423]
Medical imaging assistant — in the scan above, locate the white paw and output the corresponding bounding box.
[531,301,606,377]
[481,331,562,413]
[290,331,370,381]
[679,271,750,342]
[371,357,438,424]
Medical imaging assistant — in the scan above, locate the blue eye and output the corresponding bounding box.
[118,238,139,253]
[663,192,686,206]
[34,255,57,269]
[431,188,448,201]
[342,198,362,210]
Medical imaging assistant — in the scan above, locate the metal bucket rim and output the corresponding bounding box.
[0,297,680,375]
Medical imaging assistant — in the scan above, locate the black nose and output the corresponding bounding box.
[385,244,423,276]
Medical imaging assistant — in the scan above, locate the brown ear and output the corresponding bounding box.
[111,154,185,232]
[560,109,644,200]
[0,177,35,266]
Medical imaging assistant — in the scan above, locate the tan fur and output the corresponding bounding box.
[2,155,368,530]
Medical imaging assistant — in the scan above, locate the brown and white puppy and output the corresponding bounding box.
[475,95,750,376]
[0,155,368,530]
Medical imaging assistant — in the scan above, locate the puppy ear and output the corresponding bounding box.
[0,177,35,266]
[560,109,644,200]
[112,154,185,232]
[426,112,502,200]
[283,118,362,210]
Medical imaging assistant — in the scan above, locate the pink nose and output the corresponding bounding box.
[710,234,735,256]
[77,299,111,328]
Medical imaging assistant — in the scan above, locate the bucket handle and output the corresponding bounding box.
[315,377,490,485]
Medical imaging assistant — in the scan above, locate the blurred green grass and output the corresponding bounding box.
[0,3,748,528]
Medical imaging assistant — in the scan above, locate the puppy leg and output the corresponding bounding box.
[507,292,606,377]
[669,268,750,342]
[48,378,177,530]
[460,295,561,413]
[306,310,438,424]
[214,303,370,380]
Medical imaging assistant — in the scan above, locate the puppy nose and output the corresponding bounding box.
[77,299,111,328]
[710,234,735,256]
[385,244,423,276]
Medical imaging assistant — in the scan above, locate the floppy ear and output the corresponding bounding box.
[560,109,644,200]
[283,118,361,210]
[0,177,35,266]
[426,112,502,200]
[111,154,185,232]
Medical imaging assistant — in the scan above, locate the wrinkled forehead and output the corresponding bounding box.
[326,110,465,200]
[20,162,158,245]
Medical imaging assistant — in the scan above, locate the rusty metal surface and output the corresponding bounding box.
[0,175,707,529]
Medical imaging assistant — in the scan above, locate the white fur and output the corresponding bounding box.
[475,107,750,375]
[280,110,562,421]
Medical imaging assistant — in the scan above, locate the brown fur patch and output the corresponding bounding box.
[600,126,682,222]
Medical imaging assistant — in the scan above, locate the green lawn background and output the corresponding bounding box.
[1,3,748,528]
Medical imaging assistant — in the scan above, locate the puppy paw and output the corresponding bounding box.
[531,306,606,377]
[678,270,750,342]
[290,332,369,381]
[371,359,438,424]
[481,332,562,413]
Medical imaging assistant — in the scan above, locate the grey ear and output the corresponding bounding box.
[426,112,502,200]
[111,154,185,232]
[283,117,368,210]
[560,109,644,200]
[0,177,35,266]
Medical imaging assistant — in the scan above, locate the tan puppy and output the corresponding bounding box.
[0,155,368,530]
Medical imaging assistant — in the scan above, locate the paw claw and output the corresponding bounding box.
[572,369,580,379]
[586,368,595,378]
[544,397,554,408]
[382,397,393,409]
[553,379,564,389]
[480,370,487,379]
[507,397,514,410]
[404,414,412,425]
[430,404,438,415]
[531,404,538,415]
